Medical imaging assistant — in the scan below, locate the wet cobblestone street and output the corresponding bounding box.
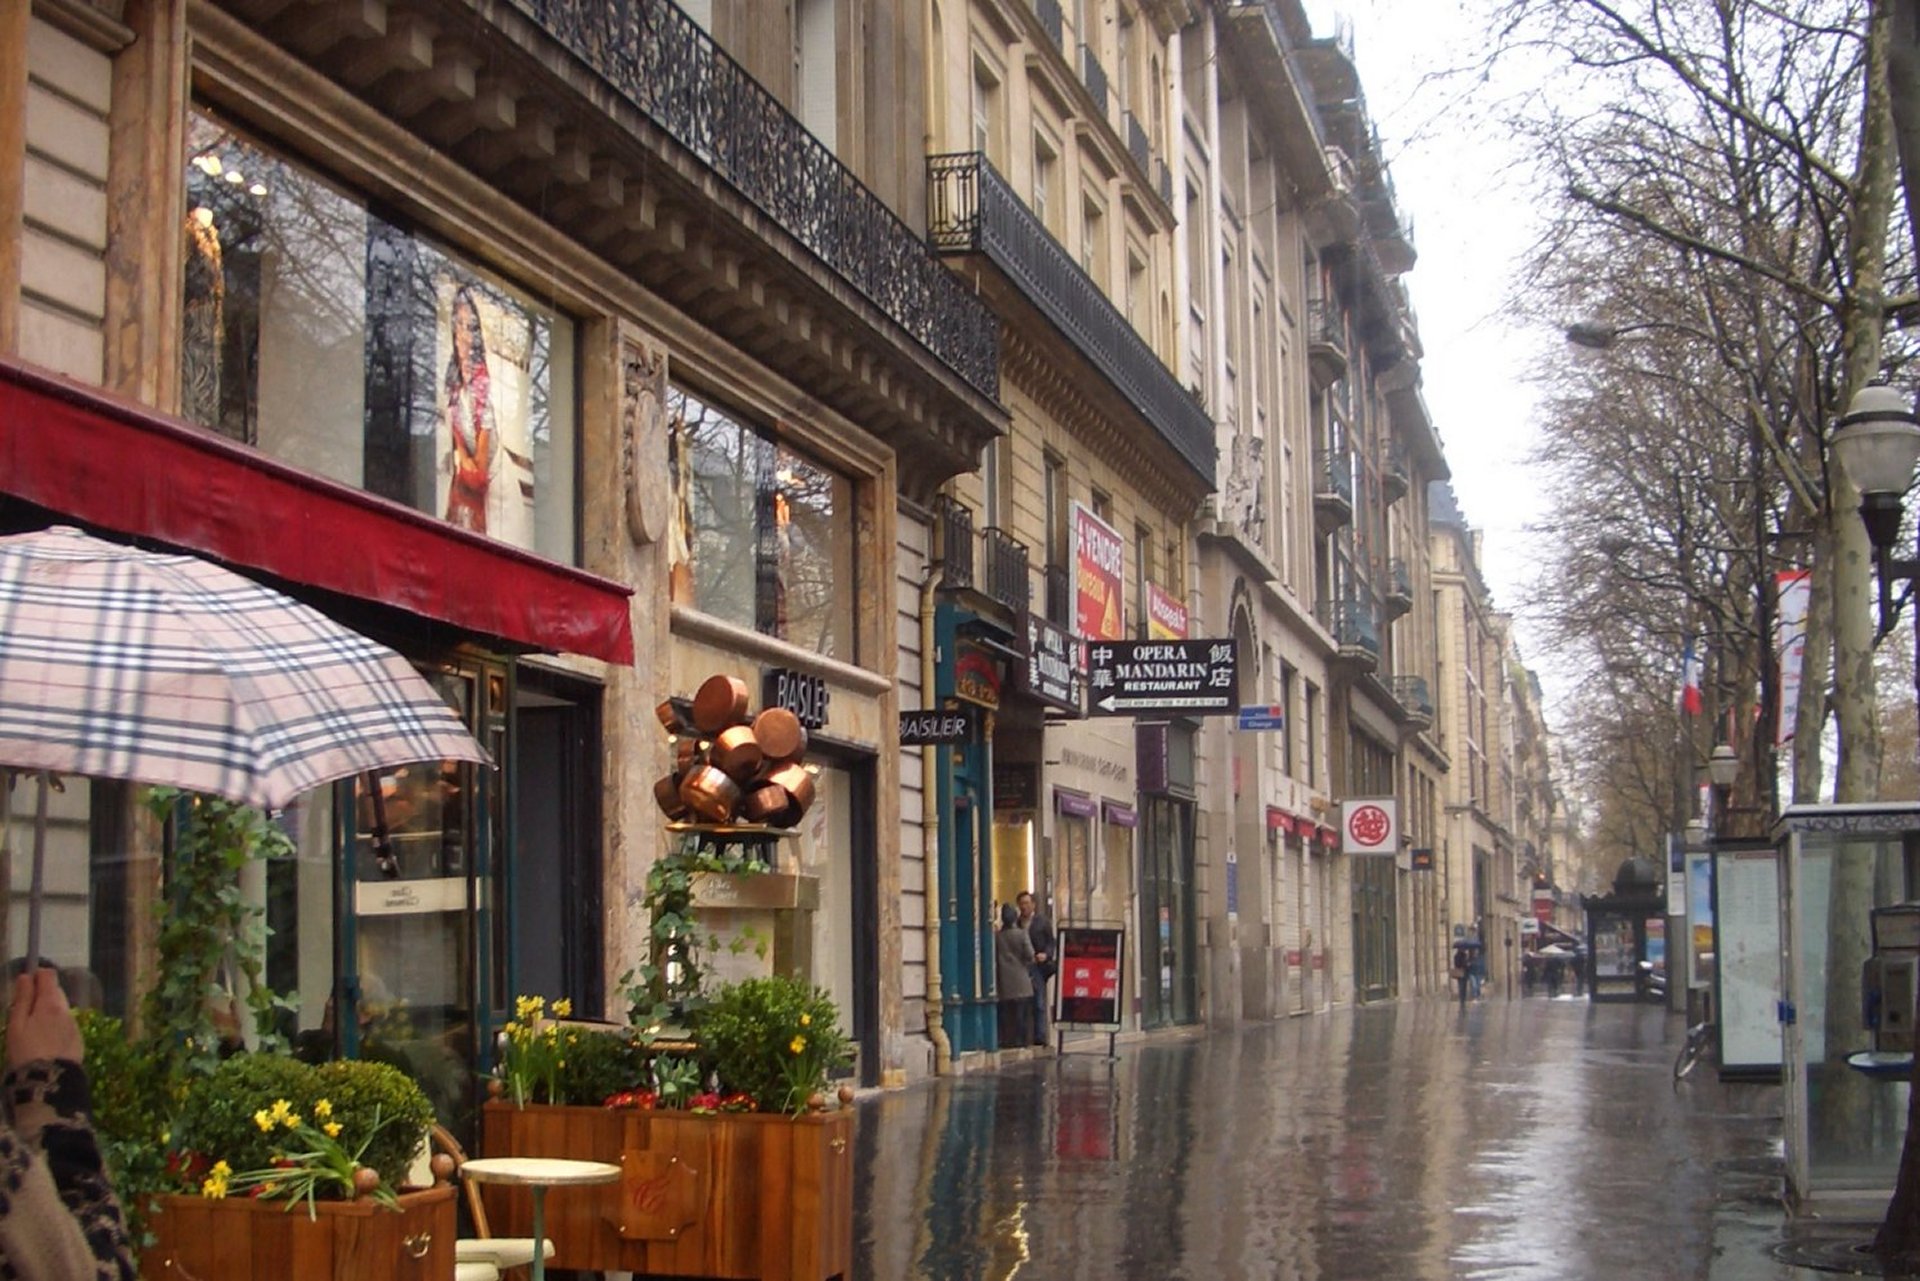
[852,997,1808,1280]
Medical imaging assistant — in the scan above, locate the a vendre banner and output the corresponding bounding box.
[1074,501,1125,642]
[1776,568,1811,747]
[1147,583,1189,640]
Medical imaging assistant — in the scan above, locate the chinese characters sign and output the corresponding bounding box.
[1085,639,1239,716]
[1342,799,1398,856]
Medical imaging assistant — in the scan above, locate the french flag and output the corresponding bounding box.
[1680,637,1704,716]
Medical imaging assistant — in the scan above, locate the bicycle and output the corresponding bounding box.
[1674,1017,1715,1082]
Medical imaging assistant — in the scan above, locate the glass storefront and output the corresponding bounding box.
[180,112,579,564]
[1140,795,1196,1027]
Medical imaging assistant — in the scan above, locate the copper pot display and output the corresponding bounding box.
[659,670,822,827]
[752,707,808,763]
[679,764,742,823]
[711,725,764,781]
[653,773,689,819]
[691,674,750,734]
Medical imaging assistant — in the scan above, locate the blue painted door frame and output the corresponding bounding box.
[935,601,999,1052]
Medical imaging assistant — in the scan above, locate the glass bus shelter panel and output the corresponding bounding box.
[1783,819,1914,1203]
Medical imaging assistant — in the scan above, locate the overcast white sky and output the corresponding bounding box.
[1301,1,1561,685]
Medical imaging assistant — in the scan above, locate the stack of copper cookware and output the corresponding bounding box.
[653,673,817,827]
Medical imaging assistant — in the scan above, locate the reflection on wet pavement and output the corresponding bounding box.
[853,998,1801,1280]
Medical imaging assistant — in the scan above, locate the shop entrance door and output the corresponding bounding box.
[511,668,604,1018]
[339,659,505,1139]
[1139,796,1196,1027]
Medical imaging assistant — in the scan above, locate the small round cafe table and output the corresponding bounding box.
[458,1156,622,1281]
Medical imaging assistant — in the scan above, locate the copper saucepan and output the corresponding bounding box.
[712,725,765,781]
[692,674,751,734]
[679,764,742,823]
[752,707,809,763]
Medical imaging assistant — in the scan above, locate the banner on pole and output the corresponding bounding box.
[1775,569,1811,747]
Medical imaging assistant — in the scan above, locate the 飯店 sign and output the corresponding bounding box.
[1342,798,1398,856]
[898,706,975,746]
[1086,639,1239,717]
[763,668,830,730]
[1021,613,1083,714]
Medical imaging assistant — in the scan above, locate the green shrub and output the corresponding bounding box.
[78,1011,178,1244]
[694,976,851,1114]
[553,1027,648,1106]
[312,1059,436,1189]
[174,1053,319,1176]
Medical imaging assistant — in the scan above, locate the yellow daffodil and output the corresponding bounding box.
[253,1109,274,1133]
[552,997,573,1018]
[201,1160,232,1199]
[324,1121,343,1138]
[790,1035,807,1055]
[312,1098,333,1119]
[515,994,544,1020]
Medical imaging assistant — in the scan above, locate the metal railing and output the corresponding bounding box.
[1036,0,1064,49]
[1309,298,1344,350]
[1080,44,1109,116]
[935,494,975,590]
[1393,674,1432,719]
[510,0,998,400]
[1313,448,1354,507]
[1388,557,1412,602]
[1125,112,1150,174]
[982,527,1031,615]
[927,152,1215,485]
[1383,441,1410,498]
[1320,594,1380,657]
[1155,158,1173,205]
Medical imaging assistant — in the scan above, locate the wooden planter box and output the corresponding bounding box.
[141,1183,456,1280]
[481,1100,853,1280]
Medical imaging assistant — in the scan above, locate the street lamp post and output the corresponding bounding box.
[1708,743,1739,837]
[1828,380,1920,1262]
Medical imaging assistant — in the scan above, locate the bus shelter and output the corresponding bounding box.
[1775,803,1920,1211]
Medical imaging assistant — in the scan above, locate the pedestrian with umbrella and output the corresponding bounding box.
[0,526,490,1276]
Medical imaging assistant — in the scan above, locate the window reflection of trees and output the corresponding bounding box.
[668,386,848,659]
[180,113,567,556]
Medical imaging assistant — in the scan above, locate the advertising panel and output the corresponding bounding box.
[1147,583,1189,640]
[1055,927,1127,1029]
[1073,502,1125,643]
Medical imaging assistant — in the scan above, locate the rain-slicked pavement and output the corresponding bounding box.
[851,996,1819,1280]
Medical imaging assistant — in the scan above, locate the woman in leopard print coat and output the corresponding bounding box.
[1,968,134,1280]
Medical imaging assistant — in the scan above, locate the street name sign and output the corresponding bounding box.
[1086,639,1239,717]
[1236,704,1285,731]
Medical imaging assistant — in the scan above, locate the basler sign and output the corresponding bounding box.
[1085,639,1239,716]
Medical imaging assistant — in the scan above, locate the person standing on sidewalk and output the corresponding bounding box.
[995,904,1036,1049]
[2,965,136,1279]
[1018,891,1056,1047]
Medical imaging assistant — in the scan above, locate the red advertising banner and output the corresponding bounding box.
[1147,582,1188,640]
[1073,502,1125,642]
[1055,927,1126,1029]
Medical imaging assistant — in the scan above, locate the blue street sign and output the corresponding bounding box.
[1236,704,1286,731]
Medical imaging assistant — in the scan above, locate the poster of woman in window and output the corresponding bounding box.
[435,275,537,546]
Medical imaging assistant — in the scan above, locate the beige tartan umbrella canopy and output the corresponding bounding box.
[0,526,490,965]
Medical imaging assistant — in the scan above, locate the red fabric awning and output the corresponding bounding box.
[0,357,633,665]
[1265,806,1295,834]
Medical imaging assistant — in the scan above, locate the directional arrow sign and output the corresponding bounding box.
[1085,638,1239,718]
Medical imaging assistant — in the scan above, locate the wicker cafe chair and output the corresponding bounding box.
[432,1124,556,1276]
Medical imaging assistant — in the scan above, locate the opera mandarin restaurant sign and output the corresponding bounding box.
[1073,501,1125,643]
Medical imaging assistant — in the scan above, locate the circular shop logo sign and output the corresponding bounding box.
[1347,804,1391,849]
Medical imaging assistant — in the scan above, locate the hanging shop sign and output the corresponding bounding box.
[1073,502,1125,643]
[763,667,830,730]
[1086,639,1239,716]
[954,642,1002,709]
[898,706,976,746]
[1410,847,1435,872]
[1342,799,1398,856]
[1055,927,1127,1030]
[1021,613,1083,714]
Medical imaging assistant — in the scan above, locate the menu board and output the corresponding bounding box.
[1056,928,1127,1029]
[1715,848,1783,1074]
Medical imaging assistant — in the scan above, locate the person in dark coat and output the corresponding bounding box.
[1451,942,1473,1007]
[1018,891,1056,1046]
[995,903,1036,1049]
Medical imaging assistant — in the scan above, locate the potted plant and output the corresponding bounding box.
[480,975,855,1281]
[138,1053,454,1280]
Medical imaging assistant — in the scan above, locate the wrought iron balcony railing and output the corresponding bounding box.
[1319,594,1380,661]
[1306,298,1348,388]
[982,526,1031,616]
[1081,44,1110,116]
[1156,158,1173,206]
[511,0,998,400]
[928,152,1216,486]
[935,494,975,590]
[1312,448,1353,531]
[1392,674,1433,722]
[1037,0,1064,50]
[1125,112,1151,174]
[1045,562,1073,628]
[1383,557,1413,617]
[1383,440,1410,502]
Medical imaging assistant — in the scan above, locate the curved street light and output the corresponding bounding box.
[1831,381,1920,633]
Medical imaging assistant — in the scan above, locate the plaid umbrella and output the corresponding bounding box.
[0,526,490,965]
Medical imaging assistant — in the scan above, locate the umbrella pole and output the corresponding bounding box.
[24,771,47,972]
